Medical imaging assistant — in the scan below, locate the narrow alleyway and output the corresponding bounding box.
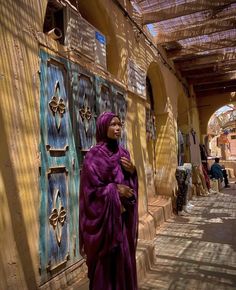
[139,186,236,290]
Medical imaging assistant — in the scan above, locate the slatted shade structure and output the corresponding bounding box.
[131,0,236,97]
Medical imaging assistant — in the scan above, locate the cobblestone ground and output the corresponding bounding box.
[139,187,236,290]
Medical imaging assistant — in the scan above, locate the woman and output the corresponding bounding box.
[79,112,138,290]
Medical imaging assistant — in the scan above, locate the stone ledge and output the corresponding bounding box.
[39,259,88,290]
[148,195,173,224]
[225,167,235,178]
[138,213,156,240]
[136,196,173,285]
[148,205,165,228]
[139,195,173,240]
[136,239,155,283]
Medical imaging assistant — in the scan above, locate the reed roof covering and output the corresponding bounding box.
[132,0,236,96]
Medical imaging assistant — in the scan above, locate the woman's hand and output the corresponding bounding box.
[120,157,135,174]
[117,184,134,198]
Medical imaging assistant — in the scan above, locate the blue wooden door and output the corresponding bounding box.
[69,63,96,153]
[39,51,80,282]
[95,76,114,115]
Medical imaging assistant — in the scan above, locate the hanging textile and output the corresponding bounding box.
[189,129,201,166]
[175,167,188,213]
[178,130,184,166]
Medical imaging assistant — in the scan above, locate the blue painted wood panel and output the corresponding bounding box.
[48,170,68,266]
[95,76,114,115]
[39,51,80,282]
[69,63,96,151]
[47,66,67,151]
[39,52,127,283]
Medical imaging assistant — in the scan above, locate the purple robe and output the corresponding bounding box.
[79,112,138,290]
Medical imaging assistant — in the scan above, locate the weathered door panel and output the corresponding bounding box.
[95,76,114,115]
[69,63,96,152]
[47,169,68,268]
[39,51,80,282]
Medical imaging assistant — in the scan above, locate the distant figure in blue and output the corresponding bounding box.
[210,157,230,188]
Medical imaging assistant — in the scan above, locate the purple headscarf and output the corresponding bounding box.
[96,111,118,143]
[79,112,138,290]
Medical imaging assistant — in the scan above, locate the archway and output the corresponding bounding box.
[147,62,167,114]
[197,92,236,136]
[207,103,236,160]
[146,62,167,173]
[145,62,177,197]
[177,92,191,164]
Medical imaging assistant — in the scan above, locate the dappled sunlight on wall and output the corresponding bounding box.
[0,99,38,290]
[155,112,178,196]
[177,92,190,131]
[119,47,128,81]
[126,94,148,217]
[184,94,200,140]
[0,0,44,288]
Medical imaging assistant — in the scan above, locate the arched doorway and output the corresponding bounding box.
[146,62,174,197]
[177,92,191,164]
[207,103,236,160]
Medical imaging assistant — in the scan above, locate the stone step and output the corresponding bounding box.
[148,195,173,226]
[136,239,155,283]
[136,195,173,285]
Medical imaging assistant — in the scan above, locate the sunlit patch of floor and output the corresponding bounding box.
[139,187,236,290]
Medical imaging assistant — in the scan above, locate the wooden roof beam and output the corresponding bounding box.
[169,45,236,59]
[194,79,236,91]
[195,85,236,96]
[188,71,236,85]
[174,47,236,68]
[178,59,236,73]
[181,63,236,77]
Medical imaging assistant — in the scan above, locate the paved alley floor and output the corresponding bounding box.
[139,187,236,290]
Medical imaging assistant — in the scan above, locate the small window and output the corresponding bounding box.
[146,76,156,140]
[146,76,154,110]
[43,0,64,44]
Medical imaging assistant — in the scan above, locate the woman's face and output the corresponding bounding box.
[107,117,122,140]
